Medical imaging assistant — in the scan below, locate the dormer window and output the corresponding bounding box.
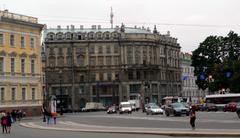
[57,33,63,40]
[89,34,94,40]
[97,33,102,39]
[66,33,71,40]
[105,34,110,40]
[77,35,82,40]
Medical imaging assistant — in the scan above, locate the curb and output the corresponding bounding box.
[20,122,240,137]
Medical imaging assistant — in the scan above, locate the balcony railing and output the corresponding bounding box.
[0,10,38,23]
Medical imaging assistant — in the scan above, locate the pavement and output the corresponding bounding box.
[20,119,240,137]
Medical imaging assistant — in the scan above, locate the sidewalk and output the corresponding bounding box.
[20,121,240,137]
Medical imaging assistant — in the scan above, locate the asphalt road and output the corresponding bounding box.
[63,111,240,129]
[3,111,240,138]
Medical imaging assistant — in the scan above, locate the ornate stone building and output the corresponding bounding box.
[0,10,44,115]
[44,24,181,110]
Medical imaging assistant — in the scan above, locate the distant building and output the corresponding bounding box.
[0,10,44,115]
[43,24,181,110]
[180,52,208,103]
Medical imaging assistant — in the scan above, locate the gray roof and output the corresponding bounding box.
[44,27,152,34]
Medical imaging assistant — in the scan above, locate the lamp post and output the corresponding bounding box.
[59,70,63,115]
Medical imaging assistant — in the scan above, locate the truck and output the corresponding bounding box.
[84,102,106,112]
[128,100,140,111]
[119,102,132,114]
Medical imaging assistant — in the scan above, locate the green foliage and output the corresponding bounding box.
[192,31,240,93]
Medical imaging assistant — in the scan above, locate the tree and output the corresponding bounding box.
[192,31,240,93]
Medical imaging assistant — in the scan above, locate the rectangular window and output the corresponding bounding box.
[10,34,15,47]
[106,46,111,53]
[114,46,118,53]
[128,71,133,80]
[0,88,5,101]
[107,73,111,81]
[90,57,95,66]
[106,57,111,65]
[11,58,15,74]
[11,88,16,101]
[91,73,95,81]
[129,84,141,93]
[21,59,25,75]
[30,37,35,48]
[0,33,4,45]
[99,73,104,81]
[0,57,4,72]
[31,59,35,74]
[98,57,103,65]
[21,36,25,48]
[22,88,26,101]
[89,47,95,54]
[32,88,36,100]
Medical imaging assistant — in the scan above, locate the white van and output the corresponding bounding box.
[119,102,132,114]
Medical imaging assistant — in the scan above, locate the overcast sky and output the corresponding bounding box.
[1,0,240,52]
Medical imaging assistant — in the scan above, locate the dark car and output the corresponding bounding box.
[206,103,218,111]
[224,102,238,112]
[106,106,118,114]
[165,103,190,116]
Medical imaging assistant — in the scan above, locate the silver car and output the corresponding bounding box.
[146,105,164,115]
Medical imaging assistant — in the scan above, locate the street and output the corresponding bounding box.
[3,111,240,138]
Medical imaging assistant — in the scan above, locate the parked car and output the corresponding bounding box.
[119,102,132,114]
[206,103,218,111]
[106,106,118,114]
[224,102,238,112]
[146,105,164,115]
[165,103,190,116]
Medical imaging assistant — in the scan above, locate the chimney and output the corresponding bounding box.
[92,25,96,30]
[71,25,75,30]
[98,25,101,29]
[167,31,170,36]
[80,25,84,30]
[66,25,69,30]
[57,25,61,30]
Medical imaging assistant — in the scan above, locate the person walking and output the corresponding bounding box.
[1,112,7,133]
[190,106,196,130]
[6,112,12,133]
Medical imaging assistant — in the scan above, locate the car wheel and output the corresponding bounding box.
[165,111,169,116]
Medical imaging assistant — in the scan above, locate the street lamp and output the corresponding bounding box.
[59,69,63,115]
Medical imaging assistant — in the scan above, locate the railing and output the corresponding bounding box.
[0,100,42,107]
[0,10,38,23]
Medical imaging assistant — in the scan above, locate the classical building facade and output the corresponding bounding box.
[180,52,207,103]
[0,10,44,115]
[44,25,181,110]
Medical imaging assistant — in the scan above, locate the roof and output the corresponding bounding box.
[44,27,152,34]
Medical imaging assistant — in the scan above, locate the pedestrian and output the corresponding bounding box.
[1,112,7,133]
[6,112,12,133]
[11,110,16,123]
[190,106,196,130]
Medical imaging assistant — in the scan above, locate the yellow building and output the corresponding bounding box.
[0,10,44,116]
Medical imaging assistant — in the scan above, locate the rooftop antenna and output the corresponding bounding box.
[110,7,114,29]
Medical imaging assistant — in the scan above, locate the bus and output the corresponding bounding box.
[205,93,240,110]
[162,96,191,105]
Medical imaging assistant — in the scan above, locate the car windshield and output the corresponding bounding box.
[172,103,185,108]
[151,106,160,109]
[121,104,130,107]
